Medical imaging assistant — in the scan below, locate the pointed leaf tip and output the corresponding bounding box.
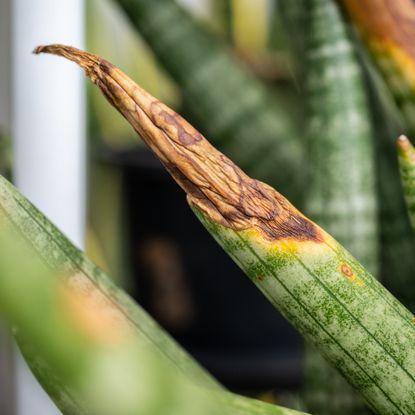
[35,44,322,244]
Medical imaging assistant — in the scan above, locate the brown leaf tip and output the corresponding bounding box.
[33,45,45,55]
[35,43,322,244]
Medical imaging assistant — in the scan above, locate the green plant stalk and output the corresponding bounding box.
[0,174,307,415]
[0,225,306,415]
[397,135,415,230]
[116,0,305,205]
[37,44,415,415]
[303,0,378,413]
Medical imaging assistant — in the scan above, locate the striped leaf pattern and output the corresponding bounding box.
[195,210,415,415]
[302,0,378,412]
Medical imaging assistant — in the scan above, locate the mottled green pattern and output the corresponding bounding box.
[194,207,415,415]
[116,0,304,205]
[303,0,378,413]
[398,137,415,230]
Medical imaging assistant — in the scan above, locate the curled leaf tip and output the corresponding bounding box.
[36,44,322,243]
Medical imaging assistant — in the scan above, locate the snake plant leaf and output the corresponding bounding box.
[397,135,415,231]
[0,229,212,415]
[115,0,305,206]
[340,0,415,135]
[36,44,415,415]
[0,174,307,415]
[0,225,307,415]
[303,0,378,413]
[0,175,219,412]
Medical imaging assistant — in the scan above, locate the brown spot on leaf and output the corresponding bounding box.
[341,263,354,278]
[157,110,202,145]
[98,59,116,75]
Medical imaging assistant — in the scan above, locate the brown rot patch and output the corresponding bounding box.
[158,110,202,145]
[256,275,265,282]
[341,263,354,278]
[98,59,116,75]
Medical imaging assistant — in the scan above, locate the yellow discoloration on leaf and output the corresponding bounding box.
[371,41,415,89]
[60,274,132,346]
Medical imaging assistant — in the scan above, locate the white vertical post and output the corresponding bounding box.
[0,1,14,413]
[0,0,11,132]
[11,1,85,414]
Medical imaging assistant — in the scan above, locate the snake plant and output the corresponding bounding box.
[35,44,415,415]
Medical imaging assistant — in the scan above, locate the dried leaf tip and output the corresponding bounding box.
[34,44,106,83]
[35,44,322,243]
